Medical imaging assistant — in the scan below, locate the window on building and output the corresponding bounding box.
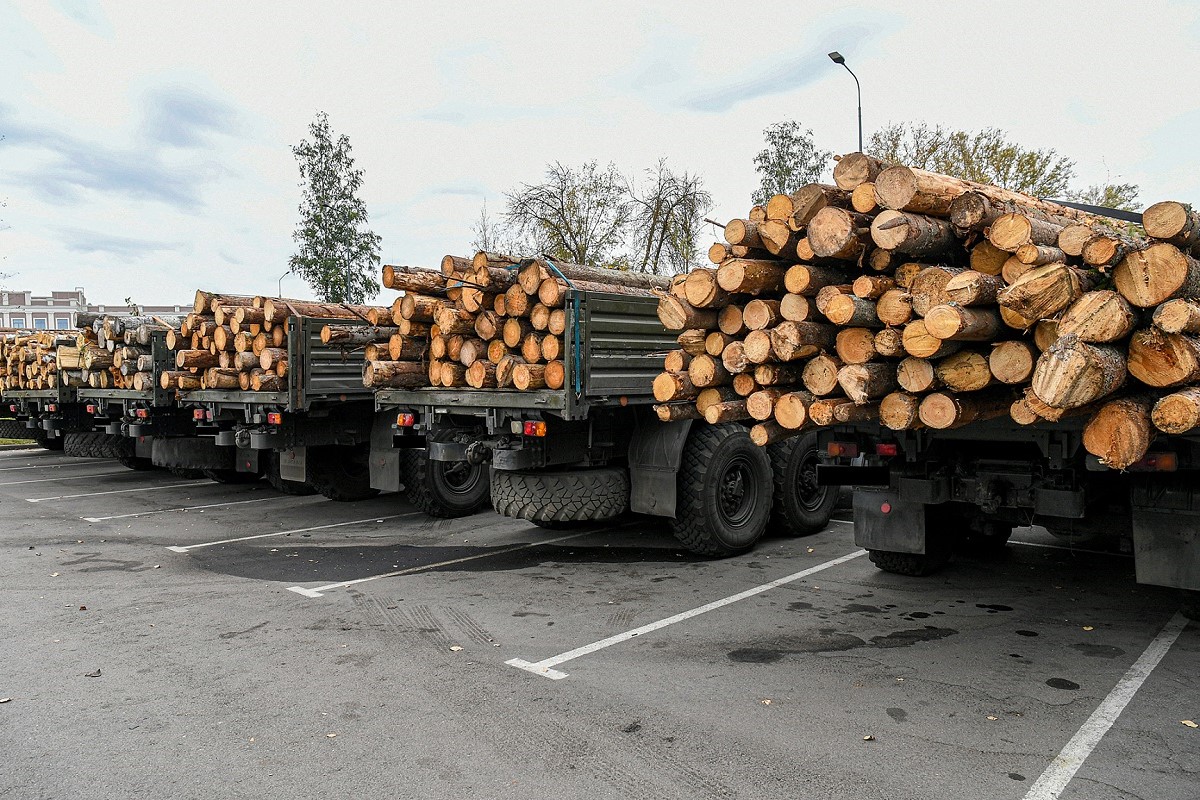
[55,317,70,330]
[11,317,25,328]
[33,318,47,330]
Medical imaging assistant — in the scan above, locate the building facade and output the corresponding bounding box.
[0,289,188,330]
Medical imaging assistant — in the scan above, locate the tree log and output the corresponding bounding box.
[999,264,1097,320]
[176,349,217,369]
[364,360,427,388]
[1143,201,1200,254]
[835,327,878,364]
[697,387,740,413]
[677,329,708,355]
[770,321,838,362]
[909,266,967,317]
[875,288,914,326]
[724,219,764,249]
[807,207,872,259]
[795,354,840,395]
[837,363,896,404]
[758,220,801,257]
[986,213,1063,252]
[511,363,546,391]
[1127,328,1200,388]
[806,397,854,426]
[833,153,892,190]
[721,341,750,374]
[749,421,804,446]
[784,263,847,295]
[774,391,816,429]
[704,332,733,357]
[684,268,731,309]
[688,354,730,388]
[387,334,427,361]
[1056,291,1138,343]
[496,355,525,388]
[742,331,773,364]
[1032,336,1127,408]
[851,183,877,213]
[901,320,961,359]
[918,390,1013,429]
[944,270,1005,306]
[655,403,703,422]
[1083,395,1155,469]
[934,350,994,392]
[465,360,498,389]
[321,324,398,346]
[1151,387,1200,434]
[877,166,1098,223]
[1153,298,1200,335]
[873,327,906,359]
[1114,243,1200,308]
[516,259,670,294]
[716,259,786,294]
[656,294,717,332]
[741,299,782,331]
[1082,233,1140,268]
[654,372,697,402]
[870,210,957,257]
[923,305,1003,342]
[988,341,1038,384]
[852,275,895,300]
[896,356,939,393]
[880,392,923,431]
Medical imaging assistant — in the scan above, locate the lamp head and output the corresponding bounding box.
[828,51,845,65]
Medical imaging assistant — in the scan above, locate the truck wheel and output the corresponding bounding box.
[264,451,317,496]
[867,549,951,576]
[169,466,206,478]
[403,449,490,518]
[34,429,65,451]
[490,467,628,523]
[63,431,130,459]
[767,432,837,537]
[151,437,234,471]
[308,444,380,502]
[118,456,157,471]
[1181,591,1200,622]
[0,418,32,440]
[671,423,772,557]
[964,521,1012,557]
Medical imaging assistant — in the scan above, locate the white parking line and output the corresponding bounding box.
[166,512,418,552]
[0,458,111,472]
[83,495,278,522]
[27,480,206,502]
[507,548,869,680]
[1023,612,1190,800]
[0,470,128,487]
[287,530,596,598]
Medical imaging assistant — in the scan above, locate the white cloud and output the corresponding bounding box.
[0,0,1198,304]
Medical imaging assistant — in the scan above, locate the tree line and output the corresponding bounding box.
[288,114,1141,303]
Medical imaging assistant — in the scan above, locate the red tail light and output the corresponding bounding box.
[523,421,547,437]
[266,412,283,425]
[193,409,205,421]
[827,442,858,457]
[135,409,149,419]
[86,404,96,414]
[1130,452,1177,472]
[47,404,57,412]
[875,443,898,457]
[396,413,416,427]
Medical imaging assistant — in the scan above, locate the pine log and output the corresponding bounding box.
[834,402,879,423]
[1002,256,1030,285]
[1032,336,1128,408]
[807,397,855,426]
[520,333,544,364]
[656,294,716,332]
[852,275,895,300]
[708,242,732,264]
[176,349,217,369]
[696,386,740,413]
[1127,328,1200,387]
[503,318,534,349]
[516,259,669,294]
[688,354,730,388]
[851,183,878,213]
[705,331,735,357]
[770,321,838,362]
[774,391,815,429]
[901,320,961,359]
[945,270,1005,306]
[967,241,1008,276]
[731,299,777,332]
[259,347,288,371]
[754,362,808,387]
[999,264,1097,320]
[504,284,530,317]
[364,360,427,388]
[377,265,448,294]
[511,363,546,391]
[1056,223,1093,257]
[1143,201,1200,254]
[934,350,995,392]
[472,251,521,272]
[909,266,967,317]
[876,165,1098,223]
[654,371,697,402]
[655,403,703,422]
[700,400,748,424]
[684,268,731,308]
[837,363,896,404]
[1083,395,1155,469]
[867,248,895,273]
[465,360,498,389]
[833,153,892,190]
[716,259,786,294]
[875,288,914,326]
[986,340,1037,385]
[918,390,1013,429]
[678,329,708,356]
[896,356,940,393]
[1082,232,1140,268]
[880,392,923,431]
[386,334,427,361]
[321,324,398,346]
[807,207,872,259]
[495,355,524,388]
[1152,298,1200,335]
[538,277,658,308]
[743,388,787,421]
[987,213,1063,252]
[459,338,489,367]
[1000,304,1038,331]
[870,210,957,257]
[784,263,847,295]
[721,341,750,374]
[873,327,906,358]
[776,294,815,323]
[835,327,878,364]
[724,218,764,249]
[749,421,804,446]
[1151,387,1200,434]
[822,294,878,328]
[1114,243,1200,308]
[758,220,801,257]
[1056,291,1139,343]
[663,349,691,374]
[732,375,760,399]
[814,285,854,317]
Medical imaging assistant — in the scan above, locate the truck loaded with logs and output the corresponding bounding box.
[653,152,1200,610]
[367,254,839,553]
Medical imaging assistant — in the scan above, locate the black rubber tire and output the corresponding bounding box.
[203,469,261,484]
[963,521,1013,557]
[151,437,234,471]
[403,449,490,518]
[169,466,206,479]
[671,423,772,557]
[63,431,133,460]
[767,432,837,537]
[0,418,33,440]
[867,549,950,577]
[1180,591,1200,622]
[490,466,629,523]
[308,444,381,502]
[118,456,157,471]
[264,451,317,496]
[35,428,65,451]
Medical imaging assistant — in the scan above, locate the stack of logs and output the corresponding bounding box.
[0,313,180,391]
[653,152,1200,469]
[162,291,391,392]
[365,254,668,390]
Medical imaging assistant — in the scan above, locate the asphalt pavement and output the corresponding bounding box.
[1,447,1196,800]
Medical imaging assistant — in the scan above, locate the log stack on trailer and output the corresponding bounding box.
[653,153,1200,469]
[367,253,670,391]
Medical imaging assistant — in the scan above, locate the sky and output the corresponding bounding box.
[2,0,1199,306]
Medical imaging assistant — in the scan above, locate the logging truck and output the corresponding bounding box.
[372,288,839,553]
[3,385,78,451]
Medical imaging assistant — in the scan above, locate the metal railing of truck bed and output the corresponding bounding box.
[77,329,172,409]
[178,315,375,413]
[375,289,676,421]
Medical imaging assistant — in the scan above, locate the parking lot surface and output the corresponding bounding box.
[1,448,1196,799]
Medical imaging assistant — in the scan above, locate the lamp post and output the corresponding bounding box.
[827,51,862,152]
[277,269,290,297]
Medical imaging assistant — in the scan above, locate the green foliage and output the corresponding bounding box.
[289,112,381,304]
[627,159,712,275]
[1066,182,1141,213]
[751,121,833,205]
[505,161,631,267]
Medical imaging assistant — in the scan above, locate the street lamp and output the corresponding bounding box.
[277,269,290,297]
[828,51,863,152]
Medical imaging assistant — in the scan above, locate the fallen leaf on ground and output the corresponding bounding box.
[49,572,59,577]
[1182,720,1198,728]
[449,645,463,652]
[84,669,101,678]
[326,733,337,738]
[863,735,875,741]
[1082,626,1094,631]
[760,699,772,705]
[0,698,11,703]
[986,715,998,721]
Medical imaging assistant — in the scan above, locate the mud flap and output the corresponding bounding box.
[369,411,402,493]
[628,414,691,518]
[278,446,306,483]
[853,489,928,554]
